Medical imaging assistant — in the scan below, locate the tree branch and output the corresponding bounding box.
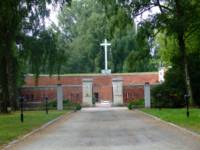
[133,5,155,17]
[185,26,200,40]
[156,0,164,13]
[154,0,172,13]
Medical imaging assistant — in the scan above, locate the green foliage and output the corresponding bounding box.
[127,99,144,110]
[47,100,57,109]
[120,0,200,104]
[188,52,200,106]
[151,45,200,107]
[63,100,81,111]
[152,50,200,107]
[75,104,82,111]
[151,85,185,108]
[57,0,107,73]
[48,100,81,111]
[22,29,67,76]
[0,0,70,112]
[155,34,179,66]
[123,51,157,72]
[151,67,186,108]
[56,0,157,73]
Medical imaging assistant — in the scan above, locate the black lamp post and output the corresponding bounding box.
[184,94,190,118]
[20,96,24,123]
[157,93,162,110]
[45,96,48,114]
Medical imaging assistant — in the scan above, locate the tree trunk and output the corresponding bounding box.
[175,0,194,104]
[0,1,21,112]
[0,34,15,113]
[0,56,10,113]
[10,57,19,110]
[178,34,193,104]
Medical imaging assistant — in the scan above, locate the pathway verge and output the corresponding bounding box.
[137,109,200,138]
[2,111,74,150]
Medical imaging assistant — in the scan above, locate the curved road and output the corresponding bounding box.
[7,108,200,150]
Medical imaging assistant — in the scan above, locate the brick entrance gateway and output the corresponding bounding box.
[21,72,159,104]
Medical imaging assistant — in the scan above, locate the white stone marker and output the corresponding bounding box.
[144,82,151,108]
[112,78,123,106]
[100,39,111,74]
[57,84,63,110]
[159,67,165,83]
[82,79,93,106]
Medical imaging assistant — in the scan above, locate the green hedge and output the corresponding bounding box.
[127,99,144,110]
[47,99,81,111]
[151,84,185,108]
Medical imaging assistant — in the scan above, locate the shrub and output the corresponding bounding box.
[151,84,185,108]
[188,52,200,106]
[75,104,81,110]
[127,101,134,110]
[47,99,82,110]
[151,66,187,108]
[127,99,144,110]
[47,100,57,109]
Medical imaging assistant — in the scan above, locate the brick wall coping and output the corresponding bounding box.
[112,77,123,81]
[22,83,160,89]
[125,83,161,87]
[21,85,56,89]
[26,72,158,77]
[22,84,82,88]
[82,79,93,82]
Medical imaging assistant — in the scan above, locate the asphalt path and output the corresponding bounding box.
[7,108,200,150]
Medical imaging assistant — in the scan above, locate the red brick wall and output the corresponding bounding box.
[123,85,144,104]
[63,86,82,104]
[20,88,57,101]
[21,73,159,103]
[93,76,112,100]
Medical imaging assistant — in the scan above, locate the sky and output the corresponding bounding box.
[45,4,60,27]
[135,7,160,23]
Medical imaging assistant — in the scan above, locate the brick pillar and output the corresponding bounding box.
[112,78,123,106]
[82,79,93,106]
[144,82,151,108]
[57,84,63,110]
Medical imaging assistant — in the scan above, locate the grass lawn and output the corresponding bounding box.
[0,110,67,147]
[141,108,200,134]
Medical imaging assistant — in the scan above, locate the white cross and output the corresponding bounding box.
[100,39,111,71]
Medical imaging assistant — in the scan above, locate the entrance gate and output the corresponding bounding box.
[82,78,123,106]
[93,84,113,102]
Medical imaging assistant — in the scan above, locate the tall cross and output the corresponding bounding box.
[100,39,111,71]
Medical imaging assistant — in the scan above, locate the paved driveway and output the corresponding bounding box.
[7,108,200,150]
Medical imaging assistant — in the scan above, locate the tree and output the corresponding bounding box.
[122,26,158,72]
[156,29,200,106]
[121,0,200,103]
[57,0,158,73]
[0,0,70,113]
[22,29,67,77]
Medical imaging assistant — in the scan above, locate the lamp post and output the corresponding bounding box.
[20,96,24,123]
[45,96,48,114]
[184,94,190,118]
[157,93,162,110]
